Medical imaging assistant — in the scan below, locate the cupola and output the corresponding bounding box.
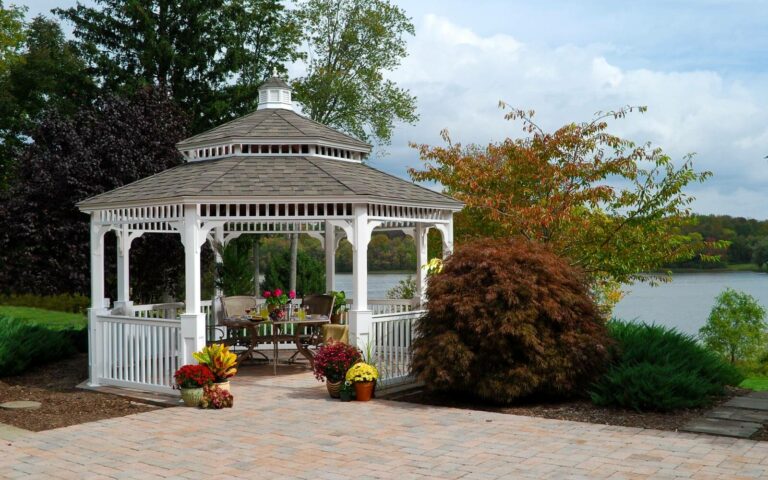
[257,69,293,111]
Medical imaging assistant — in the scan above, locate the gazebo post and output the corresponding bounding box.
[349,205,373,349]
[114,224,133,314]
[180,204,206,365]
[324,220,335,293]
[415,223,430,307]
[88,213,108,387]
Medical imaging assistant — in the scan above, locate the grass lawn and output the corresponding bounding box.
[0,306,86,329]
[740,376,768,391]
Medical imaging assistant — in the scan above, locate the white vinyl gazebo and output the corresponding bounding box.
[77,75,462,394]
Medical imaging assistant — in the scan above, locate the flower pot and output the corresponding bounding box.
[326,380,342,398]
[339,389,353,402]
[354,381,375,401]
[330,313,341,325]
[180,387,204,407]
[214,381,231,393]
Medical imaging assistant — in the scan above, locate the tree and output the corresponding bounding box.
[0,87,189,296]
[262,249,325,296]
[410,106,713,290]
[699,288,767,364]
[0,16,96,188]
[292,0,417,146]
[215,239,255,296]
[411,238,610,403]
[57,0,302,133]
[0,1,25,76]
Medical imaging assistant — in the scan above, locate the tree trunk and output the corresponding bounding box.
[289,233,298,293]
[253,238,260,297]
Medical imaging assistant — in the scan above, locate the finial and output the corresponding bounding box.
[272,66,278,77]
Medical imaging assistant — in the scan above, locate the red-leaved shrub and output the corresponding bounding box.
[411,238,610,404]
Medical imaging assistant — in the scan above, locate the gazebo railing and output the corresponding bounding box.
[368,298,419,315]
[93,313,182,394]
[371,309,424,388]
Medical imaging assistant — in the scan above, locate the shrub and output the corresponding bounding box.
[590,320,743,411]
[411,238,610,404]
[0,316,84,376]
[699,288,767,364]
[0,294,90,313]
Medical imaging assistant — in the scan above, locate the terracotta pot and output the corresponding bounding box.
[354,381,375,401]
[330,313,341,325]
[214,381,231,393]
[326,380,342,398]
[180,387,204,407]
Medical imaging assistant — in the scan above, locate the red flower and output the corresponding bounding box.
[174,364,215,389]
[312,340,363,383]
[289,290,296,299]
[263,291,272,298]
[274,288,283,297]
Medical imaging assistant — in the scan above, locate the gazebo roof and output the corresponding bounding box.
[77,156,462,210]
[176,108,371,151]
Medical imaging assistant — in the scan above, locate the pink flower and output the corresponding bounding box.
[274,288,283,297]
[288,290,296,299]
[263,291,272,298]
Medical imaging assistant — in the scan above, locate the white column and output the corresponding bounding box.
[180,204,206,365]
[114,225,134,316]
[442,215,455,257]
[415,223,430,306]
[88,213,108,387]
[325,220,336,293]
[349,205,373,349]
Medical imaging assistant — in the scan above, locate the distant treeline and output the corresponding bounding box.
[668,215,768,270]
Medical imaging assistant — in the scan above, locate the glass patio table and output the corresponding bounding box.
[224,315,330,374]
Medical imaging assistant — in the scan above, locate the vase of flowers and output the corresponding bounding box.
[312,340,362,398]
[346,362,379,402]
[192,343,238,391]
[263,288,296,321]
[174,364,215,407]
[339,381,354,402]
[330,291,347,324]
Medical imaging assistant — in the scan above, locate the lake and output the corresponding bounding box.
[337,271,768,336]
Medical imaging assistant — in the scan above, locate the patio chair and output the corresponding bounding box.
[287,294,335,362]
[218,296,269,362]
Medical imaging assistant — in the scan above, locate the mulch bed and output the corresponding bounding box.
[393,387,762,439]
[0,354,157,432]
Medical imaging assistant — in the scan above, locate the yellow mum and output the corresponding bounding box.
[345,362,378,383]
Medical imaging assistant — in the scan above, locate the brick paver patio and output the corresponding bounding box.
[3,368,768,479]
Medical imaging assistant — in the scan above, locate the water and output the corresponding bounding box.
[335,270,768,336]
[614,271,768,335]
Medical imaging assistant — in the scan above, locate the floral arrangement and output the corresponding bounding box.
[192,343,237,382]
[199,385,233,409]
[345,362,378,384]
[312,340,362,383]
[263,288,296,320]
[173,364,215,389]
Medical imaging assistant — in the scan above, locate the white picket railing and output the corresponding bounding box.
[368,298,419,315]
[132,302,184,319]
[94,314,182,394]
[371,310,424,388]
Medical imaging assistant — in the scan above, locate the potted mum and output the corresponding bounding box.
[346,362,378,401]
[312,340,362,398]
[174,364,215,407]
[263,288,296,321]
[193,343,238,391]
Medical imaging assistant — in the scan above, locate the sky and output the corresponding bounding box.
[22,0,768,218]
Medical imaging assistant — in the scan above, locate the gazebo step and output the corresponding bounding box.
[77,381,181,407]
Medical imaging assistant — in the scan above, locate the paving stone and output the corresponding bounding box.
[681,418,762,438]
[706,407,768,423]
[0,401,41,410]
[0,422,31,441]
[724,396,768,411]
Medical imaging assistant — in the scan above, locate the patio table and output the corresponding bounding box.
[225,315,330,374]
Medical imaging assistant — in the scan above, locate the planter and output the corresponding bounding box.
[326,380,342,398]
[339,389,353,402]
[180,387,204,407]
[214,381,231,393]
[330,313,341,325]
[354,381,375,402]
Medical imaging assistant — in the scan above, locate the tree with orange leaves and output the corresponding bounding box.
[410,105,715,294]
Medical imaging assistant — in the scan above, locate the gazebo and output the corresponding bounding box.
[77,75,462,394]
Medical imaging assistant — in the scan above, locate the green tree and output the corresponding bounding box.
[0,1,25,75]
[699,288,767,364]
[57,0,301,133]
[0,16,96,188]
[262,249,325,296]
[292,0,417,146]
[214,239,254,296]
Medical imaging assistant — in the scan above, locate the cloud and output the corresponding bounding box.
[372,14,768,219]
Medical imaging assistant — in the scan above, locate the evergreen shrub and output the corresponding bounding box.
[411,238,610,404]
[590,320,743,411]
[0,316,85,376]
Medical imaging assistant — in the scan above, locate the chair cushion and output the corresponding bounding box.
[322,324,349,344]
